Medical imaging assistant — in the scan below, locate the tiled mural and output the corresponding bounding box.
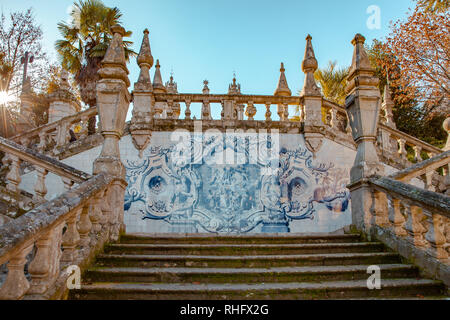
[123,133,351,234]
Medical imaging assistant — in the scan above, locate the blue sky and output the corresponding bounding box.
[1,0,415,119]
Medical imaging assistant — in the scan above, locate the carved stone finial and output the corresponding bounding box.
[166,73,178,94]
[228,74,241,95]
[203,80,210,94]
[274,62,292,97]
[301,35,321,97]
[135,28,154,92]
[98,24,130,87]
[152,59,166,93]
[345,33,377,95]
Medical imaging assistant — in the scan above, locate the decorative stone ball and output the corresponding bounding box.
[444,117,450,133]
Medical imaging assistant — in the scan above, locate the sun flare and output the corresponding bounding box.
[0,91,13,105]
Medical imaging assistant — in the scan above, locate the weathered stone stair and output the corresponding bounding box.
[69,233,447,300]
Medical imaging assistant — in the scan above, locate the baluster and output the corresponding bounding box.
[387,195,407,236]
[61,209,81,263]
[166,100,174,119]
[373,191,389,227]
[89,192,104,236]
[185,100,191,120]
[80,115,89,139]
[283,104,289,120]
[20,137,30,148]
[330,108,338,129]
[37,131,47,153]
[404,203,428,248]
[425,171,436,192]
[0,244,34,300]
[62,178,75,191]
[55,121,69,149]
[345,113,352,134]
[265,103,272,122]
[424,211,448,259]
[397,139,407,159]
[77,205,92,248]
[413,146,423,162]
[33,167,48,203]
[28,224,64,295]
[277,104,284,121]
[245,102,256,121]
[5,155,21,194]
[427,152,436,159]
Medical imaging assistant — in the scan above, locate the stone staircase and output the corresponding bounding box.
[69,233,447,300]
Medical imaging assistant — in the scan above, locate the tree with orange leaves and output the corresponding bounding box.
[382,6,449,115]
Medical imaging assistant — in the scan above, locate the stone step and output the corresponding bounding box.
[95,252,401,268]
[85,264,418,284]
[69,278,445,300]
[104,242,385,256]
[120,233,362,245]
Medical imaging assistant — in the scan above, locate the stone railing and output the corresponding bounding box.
[366,175,450,285]
[0,137,91,212]
[389,150,450,193]
[11,107,98,157]
[152,93,301,122]
[0,171,125,299]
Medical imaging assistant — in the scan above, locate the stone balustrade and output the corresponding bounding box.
[0,172,121,299]
[0,137,91,210]
[389,150,450,193]
[366,175,450,285]
[11,107,98,157]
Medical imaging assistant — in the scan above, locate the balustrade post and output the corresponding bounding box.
[424,211,448,259]
[62,178,75,191]
[37,131,47,153]
[33,167,48,203]
[387,195,407,237]
[404,204,428,248]
[28,224,64,296]
[245,102,256,121]
[185,100,191,120]
[425,171,436,192]
[77,204,92,248]
[373,191,389,227]
[265,103,272,122]
[61,209,81,263]
[167,100,174,119]
[0,244,34,300]
[398,139,407,160]
[413,146,423,162]
[6,155,21,194]
[277,104,284,121]
[330,108,338,129]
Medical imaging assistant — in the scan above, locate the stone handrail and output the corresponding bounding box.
[0,172,122,299]
[0,137,91,184]
[388,150,450,191]
[11,107,98,157]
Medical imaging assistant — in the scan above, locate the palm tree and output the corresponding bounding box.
[416,0,449,13]
[314,61,349,106]
[55,0,136,134]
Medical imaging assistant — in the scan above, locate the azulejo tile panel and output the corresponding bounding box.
[123,133,350,234]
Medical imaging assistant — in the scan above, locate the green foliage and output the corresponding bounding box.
[313,61,349,105]
[55,0,136,107]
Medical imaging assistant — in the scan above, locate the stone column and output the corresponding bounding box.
[93,25,131,180]
[300,35,324,154]
[345,34,384,235]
